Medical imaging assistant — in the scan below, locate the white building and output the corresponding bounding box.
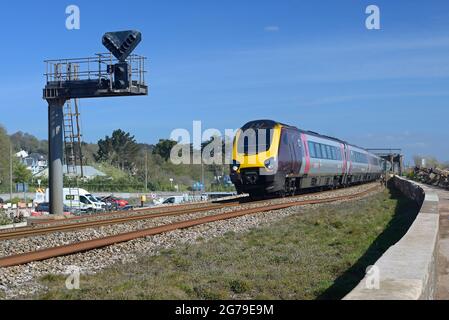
[16,150,48,175]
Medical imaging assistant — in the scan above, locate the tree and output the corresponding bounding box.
[413,155,441,168]
[0,125,11,192]
[153,139,178,161]
[13,160,32,185]
[10,131,47,154]
[80,142,99,165]
[95,129,140,172]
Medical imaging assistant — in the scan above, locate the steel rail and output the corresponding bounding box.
[27,200,223,226]
[0,186,379,268]
[16,184,373,229]
[0,203,239,240]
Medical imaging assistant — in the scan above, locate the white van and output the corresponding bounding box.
[154,194,189,206]
[44,188,104,213]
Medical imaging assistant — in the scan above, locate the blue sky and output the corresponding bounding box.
[0,0,448,163]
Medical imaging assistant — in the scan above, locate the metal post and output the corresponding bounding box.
[74,98,84,177]
[201,161,205,192]
[48,98,66,215]
[9,143,12,201]
[145,151,148,192]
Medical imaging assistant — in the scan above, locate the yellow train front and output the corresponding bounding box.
[230,120,383,197]
[230,120,297,197]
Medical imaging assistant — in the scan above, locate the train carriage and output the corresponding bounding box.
[231,120,383,197]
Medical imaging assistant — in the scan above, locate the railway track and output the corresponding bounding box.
[0,184,373,240]
[27,200,229,226]
[0,185,379,268]
[0,202,239,240]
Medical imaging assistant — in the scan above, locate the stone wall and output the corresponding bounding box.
[344,176,439,300]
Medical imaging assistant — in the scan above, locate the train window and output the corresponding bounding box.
[315,143,322,159]
[308,141,316,158]
[331,147,337,160]
[326,146,332,160]
[283,133,289,145]
[320,144,327,159]
[237,128,274,155]
[351,151,368,164]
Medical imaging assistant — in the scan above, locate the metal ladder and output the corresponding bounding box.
[62,63,85,214]
[63,63,84,178]
[63,99,78,176]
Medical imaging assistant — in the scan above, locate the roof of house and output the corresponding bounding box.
[34,166,107,178]
[15,150,29,158]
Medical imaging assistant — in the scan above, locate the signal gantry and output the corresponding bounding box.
[43,30,148,215]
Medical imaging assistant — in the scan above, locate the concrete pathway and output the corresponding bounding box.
[436,187,449,299]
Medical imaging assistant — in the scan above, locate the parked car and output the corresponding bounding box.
[153,196,187,206]
[32,202,72,216]
[101,196,129,209]
[40,188,104,212]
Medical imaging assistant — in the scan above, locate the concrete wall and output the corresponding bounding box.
[344,176,440,300]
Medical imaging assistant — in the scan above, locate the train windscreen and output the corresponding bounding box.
[237,122,275,155]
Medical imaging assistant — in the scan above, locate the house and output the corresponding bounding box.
[16,150,48,175]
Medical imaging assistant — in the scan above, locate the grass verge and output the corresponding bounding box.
[33,187,418,300]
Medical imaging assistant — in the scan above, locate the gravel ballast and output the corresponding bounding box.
[0,183,380,299]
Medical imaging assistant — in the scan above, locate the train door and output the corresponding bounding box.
[285,129,302,176]
[278,129,293,175]
[347,146,353,183]
[340,143,348,185]
[291,131,302,175]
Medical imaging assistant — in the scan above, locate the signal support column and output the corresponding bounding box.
[48,98,66,215]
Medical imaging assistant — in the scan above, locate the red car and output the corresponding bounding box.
[101,196,129,208]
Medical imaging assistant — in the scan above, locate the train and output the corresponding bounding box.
[230,120,384,197]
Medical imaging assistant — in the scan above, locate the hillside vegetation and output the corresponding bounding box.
[0,125,233,193]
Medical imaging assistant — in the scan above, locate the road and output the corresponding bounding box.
[0,191,192,202]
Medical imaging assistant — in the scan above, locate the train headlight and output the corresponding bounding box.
[264,157,276,170]
[231,161,240,172]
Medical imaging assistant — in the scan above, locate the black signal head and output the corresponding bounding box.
[102,30,142,62]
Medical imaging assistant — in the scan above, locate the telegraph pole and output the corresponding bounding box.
[145,150,148,192]
[201,161,205,192]
[9,143,12,201]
